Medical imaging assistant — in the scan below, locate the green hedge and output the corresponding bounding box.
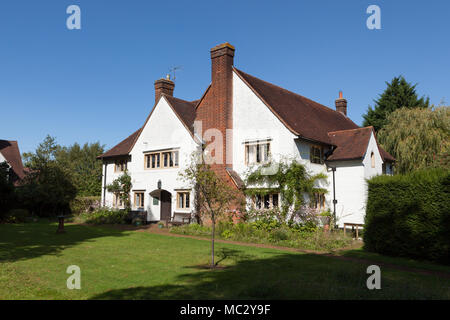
[80,208,128,225]
[364,169,450,264]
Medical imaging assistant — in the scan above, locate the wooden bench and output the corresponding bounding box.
[166,212,192,227]
[343,223,364,239]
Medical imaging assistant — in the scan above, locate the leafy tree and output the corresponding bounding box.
[0,161,16,218]
[106,170,132,211]
[20,135,77,216]
[378,106,450,174]
[363,76,430,131]
[180,153,243,268]
[55,142,104,196]
[245,159,328,224]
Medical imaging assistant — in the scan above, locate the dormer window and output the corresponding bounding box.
[245,141,270,165]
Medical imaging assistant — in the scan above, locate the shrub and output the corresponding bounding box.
[70,196,101,214]
[80,208,128,225]
[4,209,30,223]
[171,220,353,251]
[170,223,211,237]
[364,168,450,264]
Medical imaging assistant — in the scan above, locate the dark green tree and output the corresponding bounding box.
[0,162,16,218]
[55,142,104,196]
[20,135,77,216]
[363,76,429,131]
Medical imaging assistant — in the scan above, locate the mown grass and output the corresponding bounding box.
[0,221,449,300]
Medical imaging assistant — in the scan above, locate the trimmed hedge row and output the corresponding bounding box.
[364,169,450,264]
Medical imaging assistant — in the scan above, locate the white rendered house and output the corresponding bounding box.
[98,43,394,227]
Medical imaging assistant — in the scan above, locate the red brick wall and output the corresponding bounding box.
[195,43,236,187]
[154,78,175,104]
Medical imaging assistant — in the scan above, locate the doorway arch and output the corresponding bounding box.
[150,189,172,221]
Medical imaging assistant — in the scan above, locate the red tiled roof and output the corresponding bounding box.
[98,69,395,164]
[233,68,360,145]
[326,127,395,162]
[327,127,373,161]
[0,140,26,183]
[97,128,142,159]
[377,140,396,162]
[226,168,244,189]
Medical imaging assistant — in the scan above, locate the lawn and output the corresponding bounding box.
[0,221,449,300]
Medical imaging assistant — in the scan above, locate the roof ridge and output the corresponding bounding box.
[164,94,197,105]
[328,126,373,135]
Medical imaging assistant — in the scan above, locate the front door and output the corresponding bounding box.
[160,190,172,221]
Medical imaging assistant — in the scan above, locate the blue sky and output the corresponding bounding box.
[0,0,448,154]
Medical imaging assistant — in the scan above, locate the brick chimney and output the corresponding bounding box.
[335,91,347,116]
[154,75,175,104]
[210,42,235,132]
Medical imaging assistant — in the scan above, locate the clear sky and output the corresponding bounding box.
[0,0,448,154]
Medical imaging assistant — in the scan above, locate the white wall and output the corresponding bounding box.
[0,152,7,164]
[363,132,384,178]
[332,160,366,226]
[233,71,303,177]
[232,70,331,210]
[101,96,198,221]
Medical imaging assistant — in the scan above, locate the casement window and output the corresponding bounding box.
[144,150,179,169]
[113,193,125,208]
[245,141,270,165]
[114,159,127,172]
[310,145,323,164]
[310,193,325,210]
[134,192,145,208]
[253,193,279,210]
[176,191,190,210]
[371,152,375,168]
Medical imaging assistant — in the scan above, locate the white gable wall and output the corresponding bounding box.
[102,97,198,221]
[233,70,331,210]
[363,132,384,178]
[233,71,308,177]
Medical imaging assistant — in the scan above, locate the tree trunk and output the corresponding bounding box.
[211,215,215,268]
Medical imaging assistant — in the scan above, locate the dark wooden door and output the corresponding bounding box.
[160,190,172,221]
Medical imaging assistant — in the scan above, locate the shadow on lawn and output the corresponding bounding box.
[90,250,450,300]
[0,221,129,263]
